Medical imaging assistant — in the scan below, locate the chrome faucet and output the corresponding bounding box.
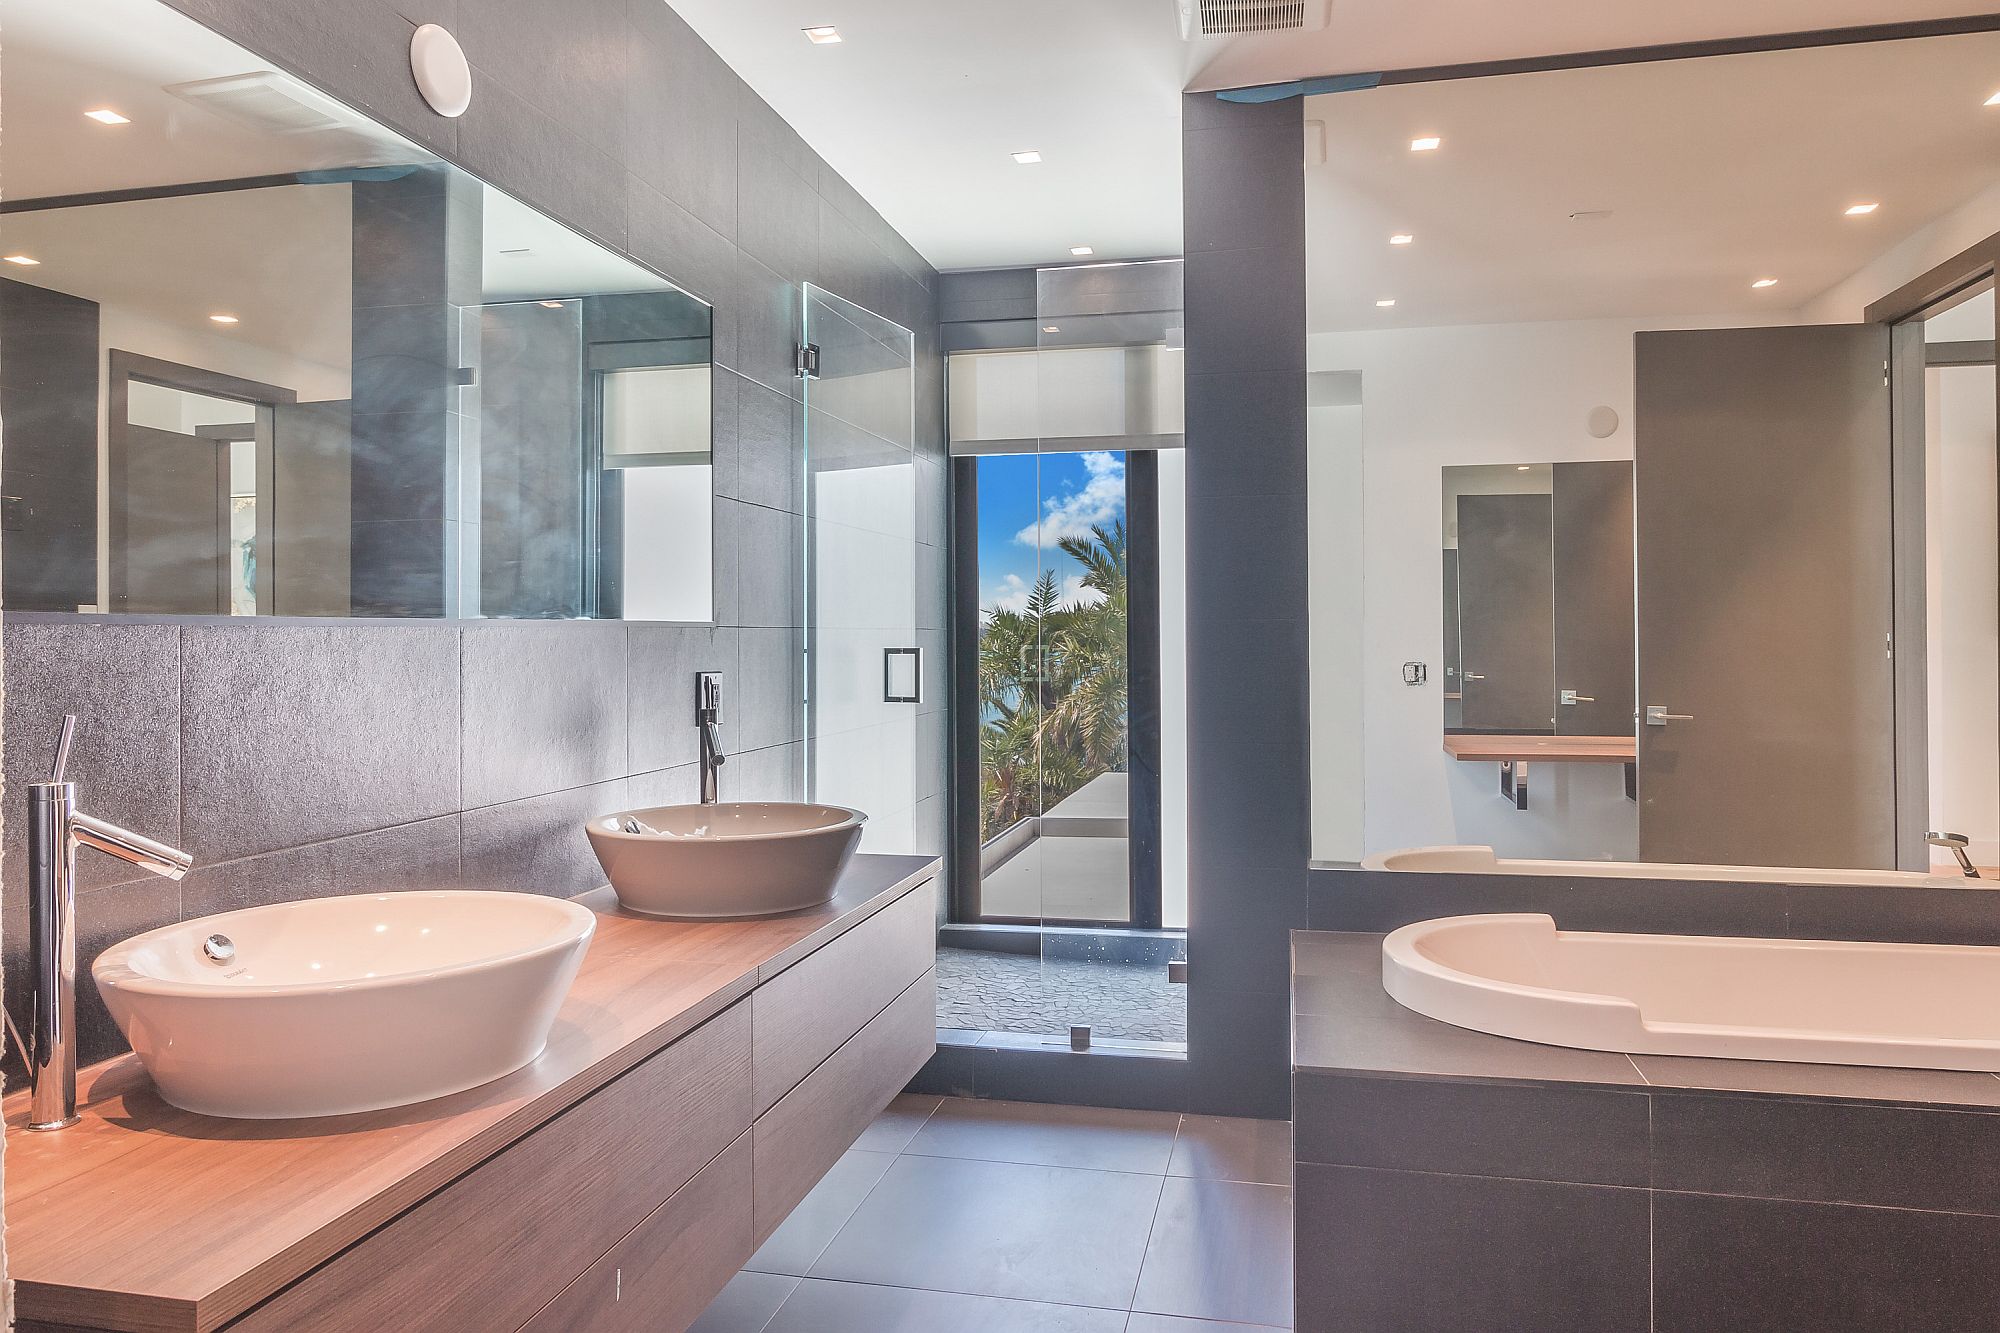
[1927,830,1981,879]
[696,672,726,805]
[23,716,191,1129]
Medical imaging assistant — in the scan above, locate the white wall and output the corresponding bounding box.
[1806,179,2000,325]
[1308,312,1783,863]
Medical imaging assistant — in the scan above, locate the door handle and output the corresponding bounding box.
[1560,689,1595,706]
[884,647,921,704]
[1644,704,1693,727]
[1462,672,1486,681]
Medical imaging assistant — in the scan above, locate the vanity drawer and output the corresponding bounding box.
[521,1131,751,1333]
[752,878,936,1115]
[231,1001,752,1332]
[752,968,937,1244]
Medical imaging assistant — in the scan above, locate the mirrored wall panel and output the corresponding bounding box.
[0,0,714,620]
[1306,29,2000,880]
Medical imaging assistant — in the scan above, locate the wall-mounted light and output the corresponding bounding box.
[1011,150,1042,164]
[1389,233,1414,246]
[209,314,239,325]
[1844,202,1879,216]
[84,108,130,125]
[1751,278,1778,289]
[1070,246,1094,256]
[1409,136,1441,152]
[803,25,842,44]
[3,254,40,266]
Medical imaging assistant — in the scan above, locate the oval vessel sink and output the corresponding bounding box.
[95,891,595,1119]
[587,801,866,919]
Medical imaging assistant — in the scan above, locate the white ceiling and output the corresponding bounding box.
[1304,31,2000,331]
[667,0,2000,273]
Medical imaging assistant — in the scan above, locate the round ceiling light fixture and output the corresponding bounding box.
[411,24,472,118]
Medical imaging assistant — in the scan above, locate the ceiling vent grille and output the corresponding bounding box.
[164,72,350,135]
[1178,0,1330,38]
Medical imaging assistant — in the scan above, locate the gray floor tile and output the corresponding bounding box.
[907,1097,1182,1174]
[851,1093,943,1153]
[763,1278,1127,1332]
[746,1150,898,1276]
[1125,1316,1288,1333]
[1133,1178,1294,1328]
[688,1270,799,1333]
[1169,1115,1293,1186]
[809,1155,1164,1309]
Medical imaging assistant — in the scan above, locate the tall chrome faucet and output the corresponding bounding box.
[696,673,726,805]
[24,716,192,1129]
[1927,830,1981,879]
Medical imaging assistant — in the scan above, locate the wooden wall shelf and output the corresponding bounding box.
[1443,734,1638,809]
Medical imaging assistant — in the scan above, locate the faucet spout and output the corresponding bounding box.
[696,672,726,805]
[74,812,193,881]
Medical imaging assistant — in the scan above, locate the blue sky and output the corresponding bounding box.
[977,450,1125,618]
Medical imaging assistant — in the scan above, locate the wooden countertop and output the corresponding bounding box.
[1443,733,1636,764]
[4,854,940,1333]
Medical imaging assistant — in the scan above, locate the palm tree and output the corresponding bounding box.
[977,524,1129,839]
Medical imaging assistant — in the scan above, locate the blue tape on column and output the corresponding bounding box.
[1215,72,1383,103]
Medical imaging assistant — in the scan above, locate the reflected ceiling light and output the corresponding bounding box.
[1041,325,1061,333]
[1986,90,2000,106]
[3,254,39,266]
[1375,298,1397,308]
[208,314,239,324]
[1011,150,1042,164]
[538,300,565,308]
[1409,136,1441,152]
[1070,245,1094,256]
[1389,233,1414,245]
[1515,465,1531,472]
[1844,202,1879,216]
[85,108,131,124]
[1751,278,1778,289]
[802,25,842,44]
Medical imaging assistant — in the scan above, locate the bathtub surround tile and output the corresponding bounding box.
[745,1149,897,1276]
[180,624,461,863]
[460,780,627,898]
[460,621,628,809]
[1632,1052,2000,1108]
[904,1097,1182,1174]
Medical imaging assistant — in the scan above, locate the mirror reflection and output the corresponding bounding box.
[0,0,713,620]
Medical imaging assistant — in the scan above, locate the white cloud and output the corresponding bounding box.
[1013,451,1124,550]
[982,572,1106,618]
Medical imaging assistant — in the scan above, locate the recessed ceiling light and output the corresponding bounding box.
[1986,90,2000,106]
[84,108,130,125]
[3,254,39,266]
[1011,150,1042,165]
[1042,325,1061,333]
[1409,136,1441,152]
[538,300,565,308]
[1751,278,1779,289]
[1375,298,1397,308]
[1515,465,1531,472]
[1389,233,1414,246]
[209,314,239,324]
[1844,202,1879,216]
[802,25,842,44]
[1070,246,1093,256]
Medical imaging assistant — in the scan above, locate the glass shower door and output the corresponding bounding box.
[801,285,920,851]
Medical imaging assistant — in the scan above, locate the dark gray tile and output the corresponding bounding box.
[851,1092,943,1153]
[626,763,699,809]
[458,0,628,156]
[626,177,736,309]
[1183,123,1306,255]
[1185,867,1309,979]
[905,1097,1182,1174]
[1785,882,2000,946]
[736,628,803,751]
[736,85,818,188]
[1296,1164,1649,1333]
[1295,1070,1650,1185]
[1133,1177,1293,1328]
[1653,1191,2000,1333]
[351,305,456,417]
[1652,1092,2000,1214]
[808,1155,1162,1309]
[461,622,627,809]
[727,742,802,804]
[455,68,627,252]
[1184,371,1308,499]
[180,624,460,862]
[729,251,802,395]
[179,816,461,918]
[763,1279,1125,1333]
[906,1043,978,1098]
[688,1270,798,1333]
[1169,1114,1293,1186]
[1183,247,1305,376]
[745,1149,897,1276]
[1186,985,1293,1119]
[736,131,820,286]
[625,0,738,236]
[1186,492,1307,625]
[734,504,802,629]
[729,375,802,514]
[628,625,738,773]
[1633,1053,2000,1109]
[3,621,181,895]
[349,409,452,522]
[460,778,624,897]
[1186,731,1311,869]
[3,869,180,1076]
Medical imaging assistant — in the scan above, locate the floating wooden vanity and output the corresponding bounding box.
[5,854,940,1333]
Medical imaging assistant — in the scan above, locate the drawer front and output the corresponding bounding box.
[752,969,937,1243]
[522,1131,751,1333]
[752,879,935,1116]
[232,1001,753,1332]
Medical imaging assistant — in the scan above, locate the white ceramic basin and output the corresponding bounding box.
[1384,912,2000,1071]
[586,801,866,918]
[95,891,595,1119]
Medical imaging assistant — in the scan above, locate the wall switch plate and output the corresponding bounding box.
[1401,661,1428,686]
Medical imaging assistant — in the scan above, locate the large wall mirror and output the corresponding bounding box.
[1306,28,2000,882]
[0,0,714,621]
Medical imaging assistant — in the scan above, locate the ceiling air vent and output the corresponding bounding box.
[1177,0,1331,39]
[164,72,351,135]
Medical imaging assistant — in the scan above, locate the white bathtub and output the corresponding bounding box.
[1361,844,1975,889]
[1383,913,2000,1071]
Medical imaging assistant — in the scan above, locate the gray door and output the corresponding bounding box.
[114,424,227,614]
[1634,324,1895,868]
[1553,461,1636,737]
[1457,492,1555,733]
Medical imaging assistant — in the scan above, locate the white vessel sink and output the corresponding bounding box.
[95,891,595,1119]
[586,801,866,919]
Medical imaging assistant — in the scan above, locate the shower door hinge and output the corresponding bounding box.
[795,342,821,379]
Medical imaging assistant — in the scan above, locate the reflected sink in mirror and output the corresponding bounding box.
[94,891,595,1119]
[586,802,867,919]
